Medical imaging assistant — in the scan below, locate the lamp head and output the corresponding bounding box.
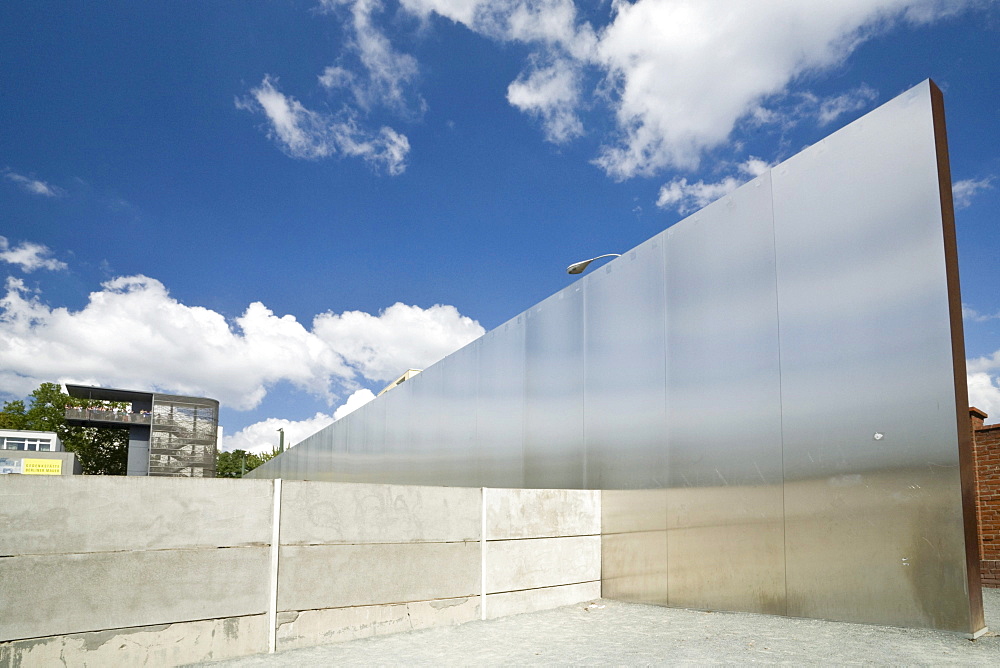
[566,253,622,275]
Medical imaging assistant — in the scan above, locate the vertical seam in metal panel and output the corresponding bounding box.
[268,478,282,653]
[582,280,588,488]
[767,173,789,617]
[481,487,487,620]
[661,232,670,605]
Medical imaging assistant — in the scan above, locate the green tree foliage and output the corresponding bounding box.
[0,382,128,475]
[0,400,27,429]
[216,448,278,478]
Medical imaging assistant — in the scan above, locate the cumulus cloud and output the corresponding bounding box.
[656,156,775,214]
[589,1,963,178]
[0,274,484,410]
[0,237,68,272]
[313,302,485,382]
[333,388,377,419]
[968,372,1000,425]
[220,412,336,454]
[3,169,66,197]
[969,350,1000,375]
[238,75,410,174]
[952,177,994,210]
[407,0,972,178]
[248,1,977,177]
[507,58,584,143]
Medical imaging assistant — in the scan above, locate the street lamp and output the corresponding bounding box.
[566,253,621,275]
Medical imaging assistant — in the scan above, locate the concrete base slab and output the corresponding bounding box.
[276,597,479,650]
[484,582,601,620]
[0,615,267,668]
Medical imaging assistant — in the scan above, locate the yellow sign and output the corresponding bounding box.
[22,459,63,475]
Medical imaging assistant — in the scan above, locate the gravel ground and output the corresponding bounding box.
[199,588,1000,666]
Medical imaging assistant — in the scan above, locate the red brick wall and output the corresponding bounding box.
[971,407,1000,587]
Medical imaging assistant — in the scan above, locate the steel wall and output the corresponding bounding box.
[248,81,983,634]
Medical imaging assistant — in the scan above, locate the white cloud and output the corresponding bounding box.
[751,85,881,132]
[407,0,972,178]
[401,0,593,52]
[333,388,377,419]
[963,304,1000,323]
[507,58,584,143]
[220,412,337,454]
[968,372,1000,425]
[816,84,879,125]
[312,301,485,382]
[3,170,66,197]
[238,75,410,174]
[656,156,775,214]
[590,1,962,178]
[0,274,484,411]
[251,1,977,177]
[0,237,68,272]
[969,350,1000,375]
[319,65,356,90]
[320,0,424,114]
[952,177,994,210]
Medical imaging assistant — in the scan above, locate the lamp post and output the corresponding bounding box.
[566,253,621,275]
[277,428,285,454]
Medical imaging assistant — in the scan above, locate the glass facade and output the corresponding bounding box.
[64,386,218,477]
[148,394,219,477]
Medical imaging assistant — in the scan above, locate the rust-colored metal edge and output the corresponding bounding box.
[930,78,986,636]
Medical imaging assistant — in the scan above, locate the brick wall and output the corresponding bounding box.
[971,407,1000,587]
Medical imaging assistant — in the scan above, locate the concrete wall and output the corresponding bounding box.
[0,476,273,666]
[0,477,600,666]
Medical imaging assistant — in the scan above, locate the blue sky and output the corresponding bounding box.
[2,0,998,451]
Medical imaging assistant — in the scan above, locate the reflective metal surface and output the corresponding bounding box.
[248,81,981,634]
[772,83,979,631]
[663,172,786,615]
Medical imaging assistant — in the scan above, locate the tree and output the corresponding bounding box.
[0,382,128,475]
[0,400,27,429]
[216,448,279,478]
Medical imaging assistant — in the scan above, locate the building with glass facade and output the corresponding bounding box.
[65,385,219,477]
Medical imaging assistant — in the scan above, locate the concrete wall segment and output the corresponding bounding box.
[277,542,480,612]
[484,535,601,594]
[1,477,602,659]
[1,547,269,642]
[484,488,599,540]
[0,476,272,555]
[279,481,480,545]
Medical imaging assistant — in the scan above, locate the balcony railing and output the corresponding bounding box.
[64,407,152,425]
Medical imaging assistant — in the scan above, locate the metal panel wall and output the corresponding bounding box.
[663,172,786,615]
[524,285,585,489]
[771,83,979,632]
[248,81,981,634]
[477,320,525,488]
